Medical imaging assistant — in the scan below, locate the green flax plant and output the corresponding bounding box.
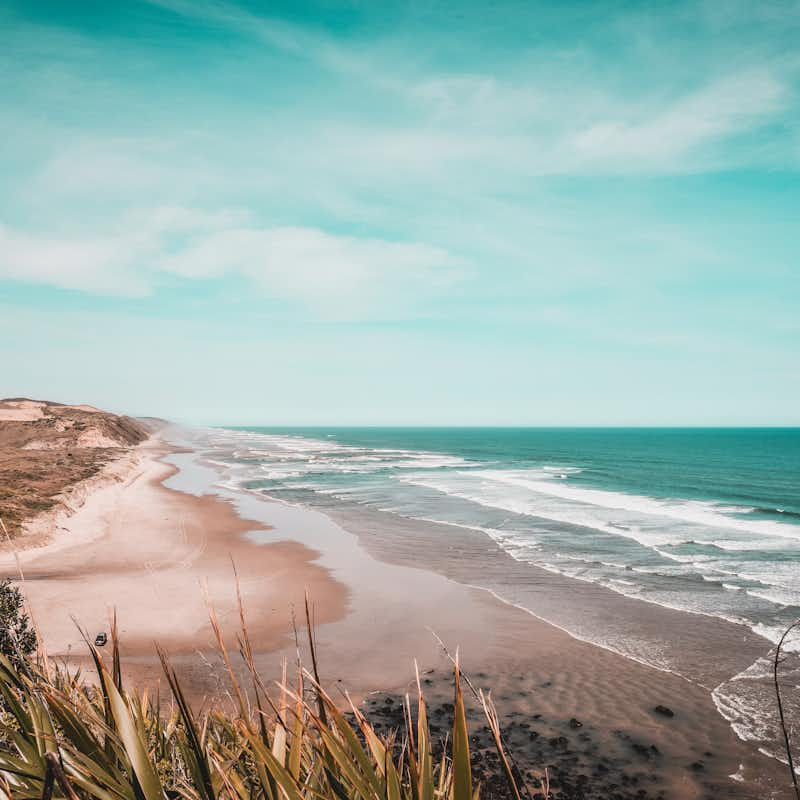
[0,599,539,800]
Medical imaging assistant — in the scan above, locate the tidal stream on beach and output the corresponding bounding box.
[178,425,800,793]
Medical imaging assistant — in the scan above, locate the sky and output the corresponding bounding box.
[0,0,798,426]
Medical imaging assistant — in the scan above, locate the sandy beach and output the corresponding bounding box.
[0,426,790,798]
[0,434,347,659]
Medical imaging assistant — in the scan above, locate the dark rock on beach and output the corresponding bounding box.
[355,670,736,800]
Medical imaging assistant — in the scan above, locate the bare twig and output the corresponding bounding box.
[427,629,480,699]
[774,618,800,800]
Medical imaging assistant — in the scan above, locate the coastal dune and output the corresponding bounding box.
[0,398,150,539]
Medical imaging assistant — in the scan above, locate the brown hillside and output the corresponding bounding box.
[0,399,150,538]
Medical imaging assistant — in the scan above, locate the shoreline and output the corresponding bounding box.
[3,427,791,798]
[0,432,348,659]
[323,504,771,687]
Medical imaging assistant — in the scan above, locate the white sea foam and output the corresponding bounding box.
[729,764,746,782]
[549,552,630,570]
[399,473,684,548]
[688,537,786,552]
[652,547,711,563]
[745,588,797,607]
[542,465,583,475]
[709,653,800,776]
[751,624,800,651]
[712,674,774,744]
[607,577,639,588]
[462,469,800,541]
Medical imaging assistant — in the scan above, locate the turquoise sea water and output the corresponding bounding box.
[203,426,800,647]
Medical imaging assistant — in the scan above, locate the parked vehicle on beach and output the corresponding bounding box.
[94,633,107,647]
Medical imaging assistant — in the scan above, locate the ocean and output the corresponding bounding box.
[203,427,800,640]
[195,426,800,759]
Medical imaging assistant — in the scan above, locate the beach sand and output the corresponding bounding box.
[1,431,790,799]
[0,436,347,658]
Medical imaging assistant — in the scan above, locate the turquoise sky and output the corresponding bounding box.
[1,0,798,425]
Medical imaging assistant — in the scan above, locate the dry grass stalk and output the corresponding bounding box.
[0,587,543,800]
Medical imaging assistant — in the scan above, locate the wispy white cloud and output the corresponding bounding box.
[4,0,796,236]
[29,146,180,199]
[0,223,157,294]
[570,69,787,166]
[138,0,797,176]
[0,209,463,317]
[307,69,789,181]
[160,225,462,311]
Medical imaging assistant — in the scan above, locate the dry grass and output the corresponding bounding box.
[0,596,545,800]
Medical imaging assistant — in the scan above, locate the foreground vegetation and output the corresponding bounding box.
[0,602,538,800]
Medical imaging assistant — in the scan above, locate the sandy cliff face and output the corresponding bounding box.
[0,398,150,537]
